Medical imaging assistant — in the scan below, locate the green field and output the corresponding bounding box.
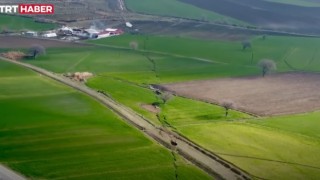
[263,0,320,7]
[91,35,320,73]
[87,77,320,179]
[27,47,259,84]
[0,60,211,179]
[0,15,56,31]
[13,34,320,179]
[124,0,248,25]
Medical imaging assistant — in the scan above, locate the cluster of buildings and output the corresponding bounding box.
[23,26,124,41]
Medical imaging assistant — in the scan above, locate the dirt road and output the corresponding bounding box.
[0,57,251,180]
[0,164,25,180]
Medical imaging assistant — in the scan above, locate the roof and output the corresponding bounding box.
[85,29,99,34]
[105,28,118,32]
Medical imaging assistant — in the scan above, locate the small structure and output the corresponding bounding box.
[43,32,57,38]
[84,29,99,39]
[97,28,124,39]
[24,31,37,37]
[59,26,73,35]
[126,22,133,28]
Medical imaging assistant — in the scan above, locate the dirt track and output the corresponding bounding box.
[0,164,25,180]
[0,57,252,180]
[163,73,320,116]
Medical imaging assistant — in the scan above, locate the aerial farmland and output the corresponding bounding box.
[1,0,320,180]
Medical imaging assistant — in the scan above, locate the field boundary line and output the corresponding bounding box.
[0,57,253,180]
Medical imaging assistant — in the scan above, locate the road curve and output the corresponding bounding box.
[0,57,252,180]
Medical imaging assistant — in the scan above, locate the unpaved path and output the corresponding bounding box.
[0,164,25,180]
[0,57,251,180]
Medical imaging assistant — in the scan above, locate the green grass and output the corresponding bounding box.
[0,60,211,179]
[11,34,320,179]
[249,112,320,139]
[160,97,251,127]
[91,34,320,73]
[86,76,251,127]
[0,15,56,31]
[263,0,320,7]
[124,0,247,25]
[179,122,320,180]
[87,76,320,179]
[27,47,259,84]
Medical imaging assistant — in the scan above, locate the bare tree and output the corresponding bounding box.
[241,40,251,50]
[29,44,46,59]
[129,41,139,50]
[161,92,173,104]
[221,100,235,117]
[258,59,277,77]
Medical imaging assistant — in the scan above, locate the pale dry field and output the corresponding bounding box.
[162,73,320,116]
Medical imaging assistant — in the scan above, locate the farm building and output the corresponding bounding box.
[84,29,99,39]
[43,32,57,38]
[59,26,73,35]
[97,28,124,39]
[24,31,37,37]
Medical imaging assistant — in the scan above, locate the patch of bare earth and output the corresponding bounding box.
[0,36,87,48]
[141,104,160,114]
[162,73,320,116]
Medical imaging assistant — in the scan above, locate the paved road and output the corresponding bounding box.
[0,165,25,180]
[0,57,252,180]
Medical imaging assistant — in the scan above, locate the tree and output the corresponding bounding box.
[262,35,267,40]
[221,100,235,117]
[129,41,138,50]
[258,59,277,77]
[29,44,46,59]
[241,40,251,50]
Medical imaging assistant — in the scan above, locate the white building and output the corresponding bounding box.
[43,32,57,38]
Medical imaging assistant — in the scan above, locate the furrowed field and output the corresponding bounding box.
[0,60,210,179]
[263,0,320,7]
[14,34,320,179]
[0,15,56,31]
[124,0,246,25]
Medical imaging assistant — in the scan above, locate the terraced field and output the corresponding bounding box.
[124,0,246,25]
[0,60,210,179]
[179,0,320,34]
[0,15,56,31]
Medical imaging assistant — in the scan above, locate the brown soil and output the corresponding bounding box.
[162,73,320,116]
[141,104,160,114]
[180,0,320,34]
[1,51,25,60]
[0,36,87,49]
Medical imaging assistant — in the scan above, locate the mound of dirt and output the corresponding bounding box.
[141,104,160,114]
[64,72,93,82]
[1,51,26,60]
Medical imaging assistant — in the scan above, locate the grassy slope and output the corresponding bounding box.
[124,0,247,25]
[263,0,320,7]
[0,60,210,179]
[0,15,56,31]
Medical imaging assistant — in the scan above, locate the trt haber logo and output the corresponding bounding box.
[0,4,54,15]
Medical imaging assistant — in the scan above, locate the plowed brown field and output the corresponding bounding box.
[163,73,320,116]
